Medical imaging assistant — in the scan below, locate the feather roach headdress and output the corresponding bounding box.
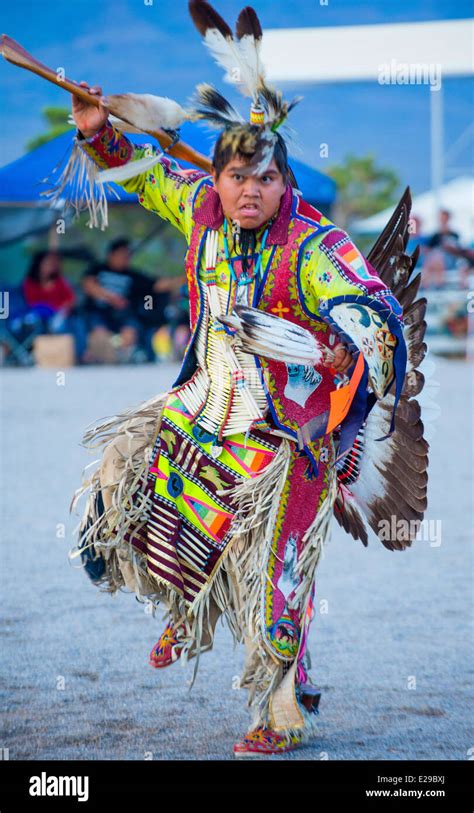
[188,0,302,175]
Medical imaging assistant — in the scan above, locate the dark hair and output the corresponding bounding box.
[26,250,60,282]
[107,237,131,255]
[212,127,289,182]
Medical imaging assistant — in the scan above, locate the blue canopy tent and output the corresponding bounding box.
[0,122,336,243]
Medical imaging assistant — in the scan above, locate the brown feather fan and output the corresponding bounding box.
[333,186,432,551]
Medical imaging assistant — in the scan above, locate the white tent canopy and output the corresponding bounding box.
[351,177,474,243]
[261,19,473,83]
[259,19,473,214]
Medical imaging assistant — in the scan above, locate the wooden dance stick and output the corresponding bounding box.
[0,34,212,172]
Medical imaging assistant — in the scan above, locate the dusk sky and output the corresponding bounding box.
[0,0,472,195]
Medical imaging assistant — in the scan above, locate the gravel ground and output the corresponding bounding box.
[0,358,472,761]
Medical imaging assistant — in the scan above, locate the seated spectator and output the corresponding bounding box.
[82,238,145,362]
[82,237,185,362]
[23,250,75,314]
[22,250,87,361]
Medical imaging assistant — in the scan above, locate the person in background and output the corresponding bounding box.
[426,209,460,253]
[22,250,87,361]
[23,250,76,314]
[425,209,461,281]
[82,238,145,362]
[82,237,184,362]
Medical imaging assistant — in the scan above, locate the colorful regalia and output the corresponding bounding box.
[67,1,432,757]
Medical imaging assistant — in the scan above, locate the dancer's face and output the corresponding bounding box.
[212,155,287,231]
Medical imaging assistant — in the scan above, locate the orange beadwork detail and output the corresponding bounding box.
[271,300,290,318]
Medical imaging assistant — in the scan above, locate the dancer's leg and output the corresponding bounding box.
[229,440,338,755]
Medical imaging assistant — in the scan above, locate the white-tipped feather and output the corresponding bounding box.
[101,93,190,131]
[202,29,260,101]
[237,32,264,91]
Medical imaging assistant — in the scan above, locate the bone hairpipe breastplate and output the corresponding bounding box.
[177,283,269,438]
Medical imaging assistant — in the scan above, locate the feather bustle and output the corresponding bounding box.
[333,182,436,550]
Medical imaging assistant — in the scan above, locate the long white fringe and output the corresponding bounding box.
[40,137,121,231]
